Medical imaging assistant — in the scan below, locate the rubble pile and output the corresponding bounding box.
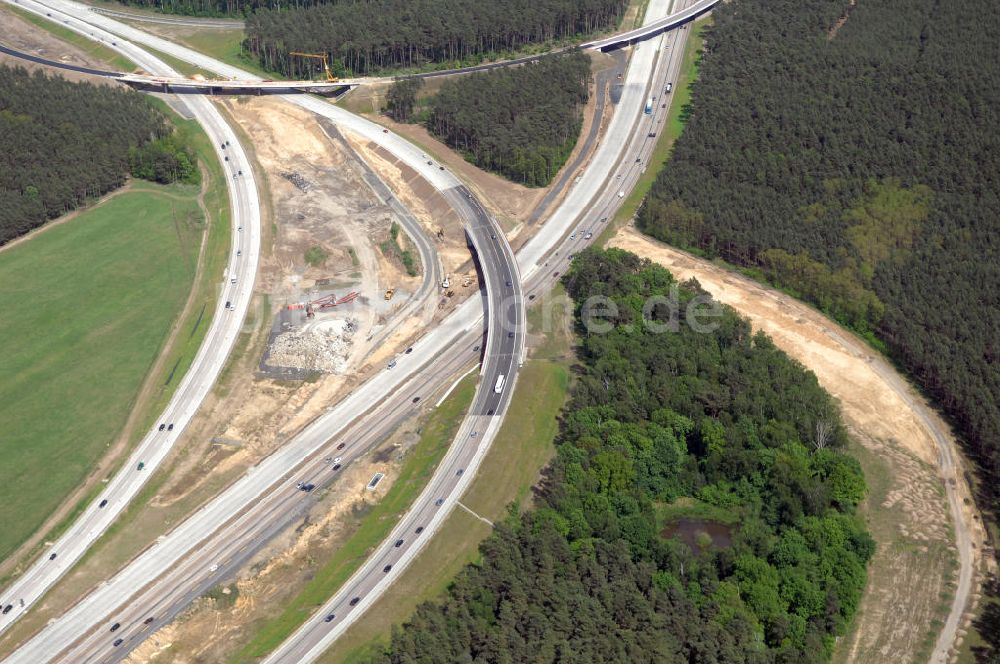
[281,171,311,192]
[267,318,357,373]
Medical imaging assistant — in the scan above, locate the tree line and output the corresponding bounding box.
[113,0,327,16]
[366,248,873,663]
[0,66,196,246]
[241,0,628,76]
[392,51,591,187]
[637,0,1000,586]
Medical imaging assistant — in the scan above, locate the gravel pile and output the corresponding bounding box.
[268,318,357,373]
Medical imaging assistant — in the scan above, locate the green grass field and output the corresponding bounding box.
[0,182,202,562]
[230,374,478,663]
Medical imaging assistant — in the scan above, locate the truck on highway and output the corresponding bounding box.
[644,97,653,114]
[494,374,506,394]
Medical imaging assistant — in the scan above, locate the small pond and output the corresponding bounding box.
[661,518,734,550]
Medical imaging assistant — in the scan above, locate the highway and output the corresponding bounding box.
[0,0,695,661]
[0,0,262,642]
[264,0,697,659]
[0,1,522,661]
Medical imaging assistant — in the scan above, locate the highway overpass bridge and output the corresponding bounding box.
[115,72,363,95]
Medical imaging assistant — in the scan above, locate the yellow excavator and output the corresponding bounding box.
[288,51,338,83]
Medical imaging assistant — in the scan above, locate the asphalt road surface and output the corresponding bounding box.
[0,0,690,660]
[0,0,262,642]
[0,2,523,661]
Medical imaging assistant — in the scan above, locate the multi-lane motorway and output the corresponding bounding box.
[0,0,698,661]
[0,0,262,641]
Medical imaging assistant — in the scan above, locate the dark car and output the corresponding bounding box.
[113,638,123,647]
[412,396,421,403]
[324,613,336,622]
[405,347,413,354]
[505,280,513,287]
[110,622,121,632]
[435,498,444,506]
[507,332,514,338]
[415,526,424,534]
[456,469,464,476]
[383,564,392,573]
[349,597,361,606]
[167,424,174,431]
[394,539,404,547]
[99,499,108,508]
[158,424,165,431]
[332,463,342,471]
[2,605,12,615]
[337,442,346,450]
[49,553,57,561]
[144,616,155,625]
[487,409,495,415]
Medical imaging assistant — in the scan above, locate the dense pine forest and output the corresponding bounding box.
[241,0,628,76]
[0,66,197,246]
[367,249,873,663]
[638,0,1000,549]
[113,0,323,14]
[410,52,591,186]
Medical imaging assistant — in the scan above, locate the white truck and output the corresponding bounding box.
[494,374,506,394]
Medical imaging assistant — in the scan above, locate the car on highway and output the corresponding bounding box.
[158,424,165,431]
[405,347,413,354]
[2,605,12,614]
[324,613,336,622]
[415,526,424,534]
[144,616,155,625]
[349,597,361,606]
[225,301,231,309]
[137,462,145,471]
[506,280,513,287]
[168,423,174,431]
[48,553,56,561]
[113,638,123,647]
[332,464,342,471]
[387,359,397,369]
[456,468,464,476]
[99,499,108,508]
[584,231,593,240]
[412,396,421,403]
[435,498,444,506]
[209,564,219,572]
[383,564,392,573]
[394,539,404,547]
[570,232,576,240]
[237,250,242,257]
[110,622,120,632]
[337,442,346,450]
[470,431,478,438]
[618,191,625,198]
[333,456,342,464]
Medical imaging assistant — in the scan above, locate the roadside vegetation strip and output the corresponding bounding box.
[3,4,136,71]
[600,15,708,245]
[317,359,568,664]
[0,185,199,562]
[230,374,479,664]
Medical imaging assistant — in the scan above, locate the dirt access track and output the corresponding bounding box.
[610,225,987,664]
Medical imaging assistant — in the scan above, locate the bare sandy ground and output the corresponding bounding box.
[609,224,986,663]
